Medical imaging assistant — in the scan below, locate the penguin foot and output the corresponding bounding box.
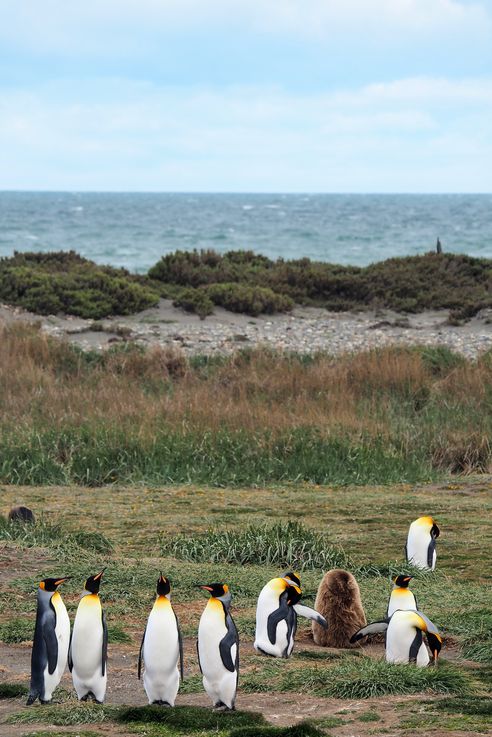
[80,694,89,702]
[152,700,171,707]
[26,695,36,706]
[213,702,232,712]
[40,699,52,705]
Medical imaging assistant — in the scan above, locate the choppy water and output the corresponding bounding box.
[0,192,491,273]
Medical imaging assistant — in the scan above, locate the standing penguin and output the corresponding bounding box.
[387,575,417,617]
[138,574,183,706]
[254,572,327,658]
[351,609,442,666]
[197,583,238,711]
[27,577,71,705]
[406,516,440,570]
[69,569,108,703]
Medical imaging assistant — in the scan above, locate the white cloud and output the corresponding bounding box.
[1,0,490,54]
[0,77,491,191]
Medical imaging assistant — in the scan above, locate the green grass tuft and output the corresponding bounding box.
[0,618,33,644]
[229,723,325,737]
[7,704,118,725]
[0,682,29,699]
[161,520,351,570]
[117,704,266,730]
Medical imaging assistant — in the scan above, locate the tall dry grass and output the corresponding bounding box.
[0,322,491,484]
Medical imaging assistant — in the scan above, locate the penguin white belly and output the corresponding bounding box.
[52,593,70,679]
[254,585,288,657]
[198,602,237,708]
[386,618,430,666]
[71,596,106,701]
[387,590,417,617]
[143,604,180,705]
[407,525,433,570]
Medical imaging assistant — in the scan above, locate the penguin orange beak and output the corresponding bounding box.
[54,577,71,586]
[403,576,412,582]
[198,585,214,591]
[93,568,106,581]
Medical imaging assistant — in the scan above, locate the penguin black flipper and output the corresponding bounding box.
[196,639,202,674]
[267,591,290,645]
[68,629,73,673]
[101,610,108,677]
[176,613,184,681]
[218,611,239,673]
[137,624,147,680]
[404,543,408,562]
[409,629,423,663]
[42,609,58,675]
[427,538,436,569]
[350,619,389,643]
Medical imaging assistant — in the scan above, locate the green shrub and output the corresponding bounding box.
[206,283,294,316]
[161,520,351,570]
[173,287,214,319]
[149,249,492,318]
[0,251,159,318]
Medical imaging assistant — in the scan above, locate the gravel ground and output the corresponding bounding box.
[2,300,492,359]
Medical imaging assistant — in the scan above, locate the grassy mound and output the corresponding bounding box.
[161,521,351,570]
[149,249,492,318]
[0,251,159,318]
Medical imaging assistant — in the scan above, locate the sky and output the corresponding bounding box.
[1,0,492,192]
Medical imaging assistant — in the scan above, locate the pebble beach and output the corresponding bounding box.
[2,300,492,359]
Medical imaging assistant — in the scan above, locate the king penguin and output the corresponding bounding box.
[69,569,108,703]
[138,574,184,706]
[387,575,417,617]
[27,576,71,705]
[351,609,442,666]
[406,516,440,570]
[254,572,327,658]
[197,583,239,711]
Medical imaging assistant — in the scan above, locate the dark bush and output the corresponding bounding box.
[206,283,294,316]
[0,251,159,319]
[173,288,214,319]
[149,249,492,318]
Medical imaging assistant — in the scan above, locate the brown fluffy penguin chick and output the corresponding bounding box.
[312,569,366,647]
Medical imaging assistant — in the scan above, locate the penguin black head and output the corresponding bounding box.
[394,574,413,588]
[39,577,70,592]
[157,574,171,596]
[286,584,302,606]
[199,583,229,599]
[283,571,301,588]
[84,568,106,594]
[431,522,440,539]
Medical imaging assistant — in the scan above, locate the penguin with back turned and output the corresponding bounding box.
[254,572,327,658]
[406,516,440,570]
[197,583,238,711]
[69,569,108,703]
[27,576,71,705]
[351,609,442,666]
[138,574,184,706]
[387,574,417,618]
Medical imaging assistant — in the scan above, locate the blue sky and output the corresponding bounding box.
[1,0,492,192]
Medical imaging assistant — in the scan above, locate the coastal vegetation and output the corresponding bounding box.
[0,251,159,319]
[1,248,492,320]
[0,322,491,486]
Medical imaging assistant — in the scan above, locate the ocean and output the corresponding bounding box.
[0,192,491,273]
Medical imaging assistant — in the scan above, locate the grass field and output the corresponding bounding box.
[1,479,491,737]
